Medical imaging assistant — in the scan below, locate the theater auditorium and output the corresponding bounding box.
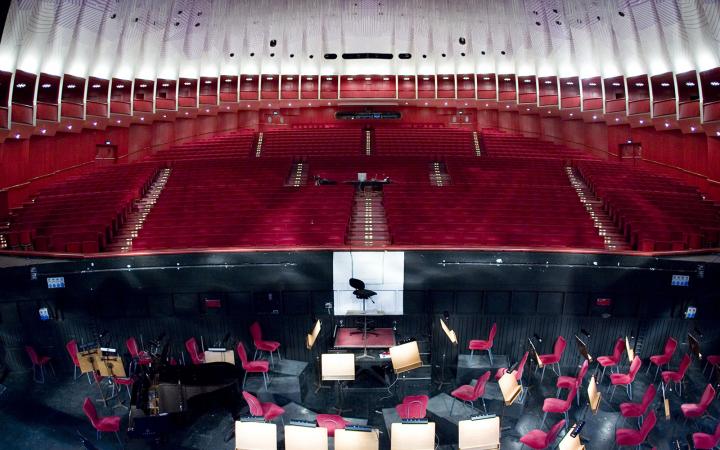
[0,0,719,449]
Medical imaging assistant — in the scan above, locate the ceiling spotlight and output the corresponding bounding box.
[183,82,192,86]
[635,82,645,87]
[483,77,490,80]
[365,77,372,81]
[686,81,696,87]
[463,76,470,80]
[92,84,101,88]
[503,77,511,81]
[286,77,294,81]
[116,119,121,123]
[204,80,213,84]
[569,113,574,117]
[711,81,720,86]
[347,77,354,81]
[526,108,530,111]
[690,126,696,132]
[660,82,670,87]
[566,81,574,85]
[306,77,313,80]
[184,112,188,115]
[664,123,669,127]
[612,82,621,87]
[444,102,448,106]
[627,140,632,144]
[403,77,410,81]
[639,120,644,124]
[383,77,390,81]
[506,105,510,108]
[15,83,26,88]
[544,80,552,84]
[592,115,597,119]
[162,115,166,118]
[116,84,124,89]
[588,82,597,86]
[523,79,532,83]
[41,83,51,88]
[443,76,449,80]
[485,104,488,107]
[161,83,170,87]
[92,121,97,126]
[15,133,20,139]
[424,102,428,106]
[140,117,144,121]
[547,110,551,113]
[246,77,254,81]
[224,79,232,83]
[40,129,46,134]
[615,117,619,121]
[139,83,147,88]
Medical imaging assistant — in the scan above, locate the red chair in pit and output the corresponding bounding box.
[469,323,497,364]
[661,353,691,397]
[596,337,625,383]
[615,410,656,448]
[610,356,642,401]
[496,351,529,401]
[647,337,677,381]
[541,385,576,428]
[242,390,285,423]
[681,384,716,424]
[82,397,122,444]
[66,339,88,381]
[555,360,588,406]
[126,337,152,367]
[537,336,566,383]
[185,337,205,365]
[316,414,349,437]
[450,370,490,416]
[703,355,720,379]
[395,395,429,419]
[620,384,656,426]
[692,423,720,449]
[236,341,270,390]
[519,419,566,449]
[250,321,282,364]
[25,345,55,384]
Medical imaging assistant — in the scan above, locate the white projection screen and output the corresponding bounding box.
[333,252,404,315]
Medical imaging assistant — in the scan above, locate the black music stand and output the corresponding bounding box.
[435,313,458,390]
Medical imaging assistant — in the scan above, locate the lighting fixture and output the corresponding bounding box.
[686,81,695,87]
[588,82,597,86]
[92,84,101,88]
[183,82,192,86]
[41,83,51,88]
[204,80,212,84]
[16,83,26,88]
[660,82,670,87]
[635,82,645,87]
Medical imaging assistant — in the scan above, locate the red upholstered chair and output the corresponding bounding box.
[110,376,134,403]
[647,337,677,380]
[82,397,122,444]
[395,395,429,419]
[620,384,656,426]
[25,345,55,383]
[616,410,656,448]
[236,341,270,389]
[596,337,625,382]
[661,353,692,396]
[692,422,720,449]
[537,336,566,382]
[185,337,205,365]
[316,414,349,437]
[242,390,285,422]
[703,355,720,380]
[519,419,566,449]
[250,321,281,364]
[496,351,529,400]
[66,339,84,380]
[469,323,497,364]
[556,360,588,405]
[610,356,642,401]
[126,337,152,366]
[541,385,576,427]
[450,370,491,416]
[681,384,716,422]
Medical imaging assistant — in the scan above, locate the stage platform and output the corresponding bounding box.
[243,359,310,404]
[334,327,396,348]
[455,354,509,385]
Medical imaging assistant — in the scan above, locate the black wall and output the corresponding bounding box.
[0,250,717,375]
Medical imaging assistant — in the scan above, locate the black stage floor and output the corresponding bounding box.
[0,359,718,449]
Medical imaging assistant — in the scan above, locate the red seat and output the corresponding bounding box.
[620,384,657,422]
[496,351,529,402]
[25,345,54,383]
[126,337,152,367]
[66,339,84,380]
[610,356,642,401]
[469,323,497,364]
[537,336,566,382]
[185,337,205,365]
[661,353,691,396]
[519,419,566,449]
[704,354,720,379]
[693,422,720,449]
[395,395,429,419]
[615,410,656,447]
[647,337,677,380]
[596,337,625,382]
[681,384,716,420]
[82,397,122,444]
[250,321,282,364]
[541,386,576,427]
[236,341,270,389]
[316,414,349,437]
[242,390,285,422]
[450,371,490,416]
[110,376,134,401]
[556,360,588,406]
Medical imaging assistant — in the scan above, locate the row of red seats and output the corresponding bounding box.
[374,128,474,156]
[481,130,594,161]
[260,129,363,157]
[146,131,256,161]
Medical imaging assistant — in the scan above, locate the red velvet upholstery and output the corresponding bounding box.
[692,423,720,449]
[126,337,152,366]
[242,391,285,422]
[616,410,656,447]
[250,322,281,353]
[620,384,657,419]
[237,342,269,372]
[395,395,429,419]
[25,345,53,383]
[597,337,625,368]
[185,337,205,365]
[316,414,349,437]
[469,323,497,351]
[542,386,576,416]
[539,336,566,366]
[557,360,589,391]
[661,353,691,386]
[681,384,716,419]
[450,371,491,414]
[82,397,121,433]
[649,337,678,368]
[496,351,529,381]
[611,356,641,386]
[519,419,566,449]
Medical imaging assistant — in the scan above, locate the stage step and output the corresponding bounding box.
[345,188,391,247]
[566,166,632,251]
[106,168,172,253]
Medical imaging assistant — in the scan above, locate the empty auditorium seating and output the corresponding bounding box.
[576,160,720,251]
[146,131,256,161]
[481,129,593,160]
[260,129,362,157]
[374,128,474,156]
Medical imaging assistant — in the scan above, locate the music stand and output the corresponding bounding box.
[235,421,277,450]
[688,333,702,360]
[586,376,601,415]
[458,415,500,450]
[497,370,522,431]
[307,319,330,393]
[390,341,422,374]
[322,353,355,414]
[285,424,329,450]
[574,335,592,363]
[625,336,634,362]
[348,278,379,360]
[335,428,380,450]
[558,424,586,450]
[528,338,543,370]
[390,422,435,450]
[436,317,458,390]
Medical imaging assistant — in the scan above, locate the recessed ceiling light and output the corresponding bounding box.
[443,76,449,80]
[483,77,490,81]
[40,129,46,134]
[139,84,147,88]
[204,80,212,84]
[15,83,26,88]
[403,77,410,81]
[116,84,124,89]
[526,108,530,111]
[592,115,597,119]
[347,77,354,81]
[503,77,511,81]
[365,77,372,81]
[246,77,253,81]
[615,117,619,121]
[660,82,670,87]
[383,77,390,81]
[588,82,597,86]
[92,122,97,126]
[463,76,470,80]
[711,81,720,86]
[485,104,489,107]
[41,83,51,88]
[635,82,645,87]
[183,82,192,86]
[612,82,621,87]
[639,120,644,124]
[664,123,669,127]
[569,113,574,117]
[686,81,695,87]
[690,126,696,132]
[140,117,144,121]
[523,79,531,83]
[566,81,574,86]
[15,133,20,139]
[162,115,166,118]
[92,84,101,88]
[506,105,510,108]
[161,83,169,87]
[224,79,232,83]
[116,119,121,123]
[544,80,552,84]
[424,102,428,106]
[286,77,293,81]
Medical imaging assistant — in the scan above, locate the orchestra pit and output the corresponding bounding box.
[2,1,720,449]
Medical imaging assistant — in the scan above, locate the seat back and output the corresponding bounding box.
[25,346,39,365]
[316,414,347,436]
[700,384,716,410]
[126,337,140,358]
[473,371,491,399]
[82,397,100,429]
[249,321,263,344]
[564,386,577,409]
[639,411,657,441]
[545,419,566,446]
[676,354,692,379]
[628,356,642,381]
[66,340,80,367]
[401,395,429,418]
[612,337,625,362]
[516,351,529,381]
[554,336,567,360]
[236,341,250,367]
[576,360,589,386]
[242,391,264,417]
[640,384,657,413]
[185,337,203,365]
[487,323,497,345]
[663,337,678,358]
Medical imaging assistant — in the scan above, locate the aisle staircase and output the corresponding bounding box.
[255,132,264,157]
[345,188,391,247]
[473,131,482,156]
[364,129,373,155]
[286,161,308,187]
[106,168,172,252]
[565,166,631,251]
[429,162,451,186]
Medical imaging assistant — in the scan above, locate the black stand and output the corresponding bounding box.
[332,380,351,414]
[435,341,451,390]
[349,297,378,360]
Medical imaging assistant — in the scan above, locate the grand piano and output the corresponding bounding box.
[128,358,238,440]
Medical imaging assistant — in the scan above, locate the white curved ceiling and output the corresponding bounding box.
[0,0,719,80]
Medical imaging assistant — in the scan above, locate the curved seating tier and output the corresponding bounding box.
[374,128,474,156]
[145,130,256,161]
[260,129,363,157]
